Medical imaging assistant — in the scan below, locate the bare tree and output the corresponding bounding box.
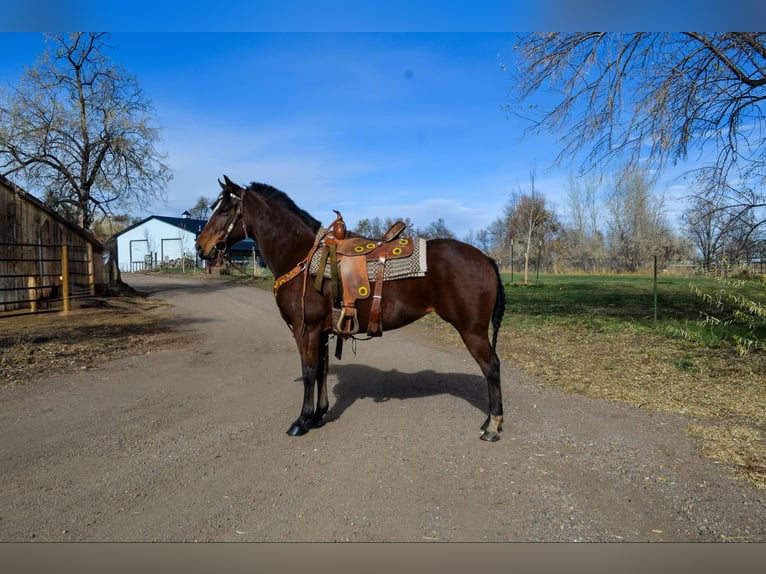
[559,173,604,271]
[188,196,212,220]
[353,217,385,238]
[353,216,416,239]
[473,218,508,266]
[683,195,729,268]
[0,32,171,230]
[683,194,760,268]
[567,175,594,239]
[508,33,766,238]
[418,217,456,240]
[90,212,132,242]
[605,166,674,271]
[505,167,558,283]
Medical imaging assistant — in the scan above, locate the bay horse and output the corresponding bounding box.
[196,176,506,441]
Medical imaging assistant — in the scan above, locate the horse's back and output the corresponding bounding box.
[424,238,502,320]
[425,238,499,285]
[374,238,502,332]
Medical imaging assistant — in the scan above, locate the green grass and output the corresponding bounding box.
[501,273,766,351]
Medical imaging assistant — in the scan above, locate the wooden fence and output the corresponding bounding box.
[0,242,99,314]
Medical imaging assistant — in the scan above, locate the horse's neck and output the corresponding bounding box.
[244,192,318,276]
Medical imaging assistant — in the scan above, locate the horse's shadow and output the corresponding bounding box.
[323,363,488,424]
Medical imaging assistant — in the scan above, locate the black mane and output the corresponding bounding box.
[246,182,322,233]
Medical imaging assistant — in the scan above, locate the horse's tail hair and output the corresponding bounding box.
[489,257,505,352]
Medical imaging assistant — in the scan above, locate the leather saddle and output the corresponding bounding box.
[313,212,413,344]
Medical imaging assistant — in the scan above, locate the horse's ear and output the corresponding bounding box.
[223,175,235,188]
[218,178,226,190]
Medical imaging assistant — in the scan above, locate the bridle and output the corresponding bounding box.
[211,190,250,256]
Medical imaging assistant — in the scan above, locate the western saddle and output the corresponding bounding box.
[273,211,413,357]
[316,211,412,337]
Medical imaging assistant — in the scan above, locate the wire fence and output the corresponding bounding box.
[501,253,766,279]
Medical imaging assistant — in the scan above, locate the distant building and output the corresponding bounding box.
[111,215,257,272]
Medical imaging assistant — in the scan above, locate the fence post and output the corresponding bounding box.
[28,275,38,313]
[61,244,70,314]
[653,255,658,328]
[510,239,514,283]
[87,242,95,296]
[536,240,542,284]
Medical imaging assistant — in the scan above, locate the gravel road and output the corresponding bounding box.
[1,273,764,542]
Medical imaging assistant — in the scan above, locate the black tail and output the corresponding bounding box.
[489,257,506,351]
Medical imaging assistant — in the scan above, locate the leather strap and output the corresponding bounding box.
[273,259,308,296]
[314,246,329,292]
[367,254,386,337]
[273,228,328,296]
[329,243,340,307]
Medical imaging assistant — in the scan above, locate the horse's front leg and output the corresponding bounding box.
[286,328,328,437]
[308,330,330,429]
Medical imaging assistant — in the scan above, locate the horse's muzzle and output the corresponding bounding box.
[196,240,228,261]
[196,242,216,261]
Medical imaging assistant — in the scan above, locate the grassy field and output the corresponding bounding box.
[500,273,766,348]
[485,273,766,489]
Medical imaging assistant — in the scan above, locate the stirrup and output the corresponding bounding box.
[335,307,360,336]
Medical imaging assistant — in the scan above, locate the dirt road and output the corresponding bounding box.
[1,273,765,541]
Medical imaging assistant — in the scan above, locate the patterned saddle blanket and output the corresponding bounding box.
[309,236,427,282]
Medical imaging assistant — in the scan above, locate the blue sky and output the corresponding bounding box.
[1,18,760,236]
[5,1,761,32]
[1,32,575,238]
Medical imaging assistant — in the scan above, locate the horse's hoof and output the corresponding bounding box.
[480,430,500,442]
[287,423,308,437]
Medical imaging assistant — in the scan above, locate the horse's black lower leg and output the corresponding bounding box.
[287,361,317,436]
[307,331,330,429]
[459,331,503,441]
[479,351,503,442]
[287,331,330,437]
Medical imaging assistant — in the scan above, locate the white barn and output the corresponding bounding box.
[112,213,258,273]
[113,214,206,272]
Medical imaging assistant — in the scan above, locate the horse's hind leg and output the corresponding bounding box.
[459,330,503,442]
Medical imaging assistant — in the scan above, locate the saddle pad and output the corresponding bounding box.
[309,237,428,281]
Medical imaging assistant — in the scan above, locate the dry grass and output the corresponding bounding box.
[0,296,192,388]
[426,315,766,489]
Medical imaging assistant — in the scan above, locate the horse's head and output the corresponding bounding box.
[195,175,246,260]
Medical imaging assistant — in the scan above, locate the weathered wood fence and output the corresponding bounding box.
[0,242,99,314]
